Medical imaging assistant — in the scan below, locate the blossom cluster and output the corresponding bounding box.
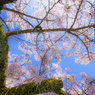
[2,0,95,94]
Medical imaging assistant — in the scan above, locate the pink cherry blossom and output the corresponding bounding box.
[5,62,23,78]
[92,43,95,46]
[4,0,95,95]
[65,68,71,72]
[80,72,87,79]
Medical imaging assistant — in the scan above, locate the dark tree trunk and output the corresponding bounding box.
[0,0,17,10]
[0,21,9,88]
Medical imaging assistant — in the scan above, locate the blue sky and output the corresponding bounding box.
[2,0,95,84]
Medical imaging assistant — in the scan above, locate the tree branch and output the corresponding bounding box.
[70,0,83,29]
[6,24,95,37]
[0,78,69,95]
[0,0,17,5]
[2,7,54,21]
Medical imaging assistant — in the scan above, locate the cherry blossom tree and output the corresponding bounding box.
[0,0,95,95]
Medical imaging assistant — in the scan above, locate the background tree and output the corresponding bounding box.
[0,0,95,95]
